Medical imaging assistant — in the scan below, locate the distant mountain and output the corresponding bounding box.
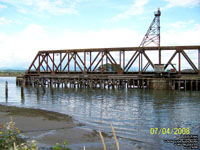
[181,69,194,72]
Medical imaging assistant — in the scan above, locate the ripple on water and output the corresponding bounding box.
[0,77,200,150]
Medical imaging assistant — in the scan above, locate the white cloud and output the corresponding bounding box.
[0,24,143,68]
[162,23,200,46]
[112,0,149,21]
[165,20,195,28]
[0,22,200,69]
[0,0,79,15]
[0,4,7,9]
[0,17,12,24]
[165,0,200,8]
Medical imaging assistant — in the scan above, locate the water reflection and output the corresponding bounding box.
[0,77,200,150]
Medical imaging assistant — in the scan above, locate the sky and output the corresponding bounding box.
[0,0,200,70]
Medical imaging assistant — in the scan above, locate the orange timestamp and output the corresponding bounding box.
[150,128,190,135]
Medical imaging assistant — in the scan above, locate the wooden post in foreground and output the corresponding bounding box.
[21,86,24,100]
[5,81,8,100]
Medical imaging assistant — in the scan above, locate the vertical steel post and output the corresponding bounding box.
[46,54,48,72]
[139,52,141,73]
[90,52,92,72]
[120,50,121,73]
[101,51,103,73]
[84,52,86,73]
[53,53,54,73]
[123,51,125,71]
[199,49,200,74]
[60,53,62,71]
[106,52,108,71]
[74,53,76,72]
[68,52,70,73]
[178,51,181,74]
[38,54,40,74]
[141,52,143,73]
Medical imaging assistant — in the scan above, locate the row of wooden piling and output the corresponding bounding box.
[172,80,200,91]
[14,76,200,92]
[23,77,150,89]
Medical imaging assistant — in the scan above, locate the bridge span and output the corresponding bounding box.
[26,45,200,75]
[15,45,200,91]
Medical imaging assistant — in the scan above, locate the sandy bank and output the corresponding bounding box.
[0,105,113,150]
[0,104,146,150]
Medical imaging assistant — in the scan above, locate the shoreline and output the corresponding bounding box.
[0,104,144,150]
[0,104,112,150]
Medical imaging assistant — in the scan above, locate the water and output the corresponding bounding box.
[0,77,200,149]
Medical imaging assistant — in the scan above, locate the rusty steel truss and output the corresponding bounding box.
[27,45,200,75]
[26,9,200,76]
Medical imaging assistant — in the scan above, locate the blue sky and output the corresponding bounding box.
[0,0,200,69]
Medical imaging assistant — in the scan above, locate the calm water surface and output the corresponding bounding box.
[0,77,199,150]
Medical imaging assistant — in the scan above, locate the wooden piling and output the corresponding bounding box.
[137,80,140,89]
[184,80,186,91]
[178,80,180,90]
[196,80,198,91]
[21,86,24,100]
[5,81,8,100]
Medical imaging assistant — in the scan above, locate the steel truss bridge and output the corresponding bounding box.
[27,45,200,76]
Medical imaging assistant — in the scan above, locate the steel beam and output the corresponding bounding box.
[27,52,39,72]
[124,51,138,71]
[181,50,198,71]
[68,52,70,73]
[199,49,200,74]
[126,52,140,72]
[38,55,40,74]
[119,51,122,73]
[141,53,143,73]
[48,54,58,72]
[87,52,101,72]
[76,53,88,71]
[27,45,200,75]
[74,53,76,72]
[60,53,62,71]
[46,54,48,72]
[101,51,103,73]
[142,51,154,69]
[142,62,150,72]
[39,45,200,53]
[84,52,86,73]
[164,51,178,70]
[178,51,181,74]
[71,53,83,72]
[55,53,67,72]
[123,51,125,70]
[40,55,52,72]
[107,52,117,64]
[63,52,73,72]
[90,52,92,72]
[105,52,115,65]
[139,52,141,73]
[92,52,105,71]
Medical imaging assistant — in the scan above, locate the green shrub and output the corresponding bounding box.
[0,116,38,150]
